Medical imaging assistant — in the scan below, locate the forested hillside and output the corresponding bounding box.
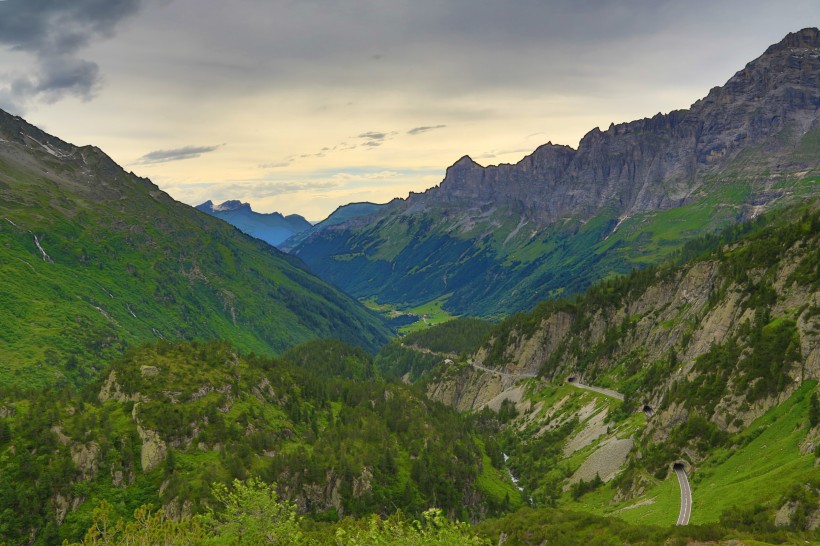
[0,340,520,545]
[1,199,817,546]
[423,203,819,530]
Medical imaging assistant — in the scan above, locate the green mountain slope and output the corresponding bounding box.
[422,203,820,530]
[0,204,815,546]
[0,109,391,387]
[292,29,820,319]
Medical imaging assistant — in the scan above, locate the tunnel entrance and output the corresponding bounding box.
[673,462,685,471]
[642,404,653,415]
[566,376,577,384]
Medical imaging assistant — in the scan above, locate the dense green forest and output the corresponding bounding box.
[0,340,521,545]
[375,318,493,381]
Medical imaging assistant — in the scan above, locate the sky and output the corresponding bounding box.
[0,1,816,221]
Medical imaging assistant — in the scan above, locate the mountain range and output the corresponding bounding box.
[289,27,820,318]
[195,200,312,248]
[0,27,818,546]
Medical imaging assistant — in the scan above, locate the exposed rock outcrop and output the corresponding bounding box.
[70,442,100,481]
[136,424,167,472]
[417,28,820,225]
[99,370,143,403]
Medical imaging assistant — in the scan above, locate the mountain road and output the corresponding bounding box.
[675,465,692,526]
[565,378,625,401]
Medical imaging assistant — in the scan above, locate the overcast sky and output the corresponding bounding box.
[0,0,816,220]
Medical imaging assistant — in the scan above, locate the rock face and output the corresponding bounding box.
[415,28,820,224]
[137,423,167,472]
[292,29,820,318]
[567,438,634,485]
[99,371,143,403]
[70,442,101,481]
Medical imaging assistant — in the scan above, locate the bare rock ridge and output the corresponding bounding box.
[405,27,820,225]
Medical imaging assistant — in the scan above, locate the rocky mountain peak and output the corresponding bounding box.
[452,155,480,168]
[196,200,253,213]
[214,200,250,212]
[398,28,820,225]
[763,27,820,55]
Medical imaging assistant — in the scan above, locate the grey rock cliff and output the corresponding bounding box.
[409,28,820,226]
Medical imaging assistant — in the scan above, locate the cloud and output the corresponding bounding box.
[216,180,341,199]
[333,170,399,181]
[407,124,446,135]
[356,130,399,149]
[258,158,294,169]
[358,131,388,141]
[135,144,222,164]
[0,0,145,111]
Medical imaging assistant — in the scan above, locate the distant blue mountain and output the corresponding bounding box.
[196,200,312,248]
[278,201,388,251]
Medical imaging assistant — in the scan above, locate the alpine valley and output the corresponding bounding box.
[289,28,820,319]
[0,109,391,387]
[0,29,818,546]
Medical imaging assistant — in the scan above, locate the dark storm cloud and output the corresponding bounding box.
[136,145,221,164]
[0,0,145,111]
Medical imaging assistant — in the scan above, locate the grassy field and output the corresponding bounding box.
[690,381,817,523]
[360,295,458,334]
[399,296,458,333]
[566,471,681,527]
[475,451,525,511]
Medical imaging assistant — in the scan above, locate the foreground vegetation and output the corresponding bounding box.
[56,478,815,546]
[63,479,487,545]
[0,340,517,545]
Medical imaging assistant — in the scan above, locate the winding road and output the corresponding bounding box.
[435,353,693,525]
[675,465,692,526]
[565,378,625,401]
[566,378,691,525]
